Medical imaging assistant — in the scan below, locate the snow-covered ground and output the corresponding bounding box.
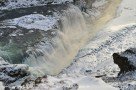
[32,76,118,90]
[31,0,136,89]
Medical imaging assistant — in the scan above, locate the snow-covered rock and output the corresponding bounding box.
[0,57,30,85]
[0,0,73,10]
[3,14,58,31]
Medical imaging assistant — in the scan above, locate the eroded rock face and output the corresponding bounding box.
[113,48,136,76]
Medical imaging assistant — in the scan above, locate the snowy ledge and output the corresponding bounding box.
[0,0,73,10]
[2,14,58,31]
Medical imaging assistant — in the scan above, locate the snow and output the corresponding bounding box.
[0,82,4,90]
[3,14,58,31]
[0,0,73,10]
[0,0,136,89]
[4,0,123,89]
[62,0,136,89]
[32,0,136,89]
[32,76,118,90]
[106,0,136,30]
[92,0,108,7]
[77,77,118,90]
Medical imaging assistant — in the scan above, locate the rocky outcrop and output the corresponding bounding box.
[113,48,136,76]
[0,57,30,85]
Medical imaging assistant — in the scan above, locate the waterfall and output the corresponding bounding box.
[0,0,122,76]
[23,5,89,76]
[23,0,122,76]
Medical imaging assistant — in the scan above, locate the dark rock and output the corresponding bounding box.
[8,68,29,78]
[4,78,17,85]
[35,77,42,85]
[124,49,135,54]
[14,87,19,90]
[72,83,79,89]
[0,63,30,85]
[85,70,92,73]
[42,75,47,78]
[4,87,10,90]
[47,1,53,6]
[95,74,106,78]
[21,77,33,86]
[113,52,136,76]
[0,0,8,6]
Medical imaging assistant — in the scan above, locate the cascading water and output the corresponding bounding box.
[0,0,122,77]
[23,5,89,76]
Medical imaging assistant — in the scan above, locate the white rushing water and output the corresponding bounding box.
[16,0,136,89]
[23,0,122,76]
[23,5,89,76]
[0,0,122,77]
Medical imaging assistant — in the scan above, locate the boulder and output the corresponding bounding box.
[113,48,136,76]
[4,87,10,90]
